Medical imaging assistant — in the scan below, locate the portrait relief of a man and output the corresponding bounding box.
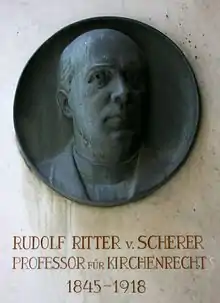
[13,17,199,206]
[39,28,149,204]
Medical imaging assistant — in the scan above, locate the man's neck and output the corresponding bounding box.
[73,131,139,164]
[72,146,139,184]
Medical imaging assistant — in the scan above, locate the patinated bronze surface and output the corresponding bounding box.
[14,17,200,206]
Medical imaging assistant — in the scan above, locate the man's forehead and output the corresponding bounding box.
[70,29,142,69]
[84,46,141,68]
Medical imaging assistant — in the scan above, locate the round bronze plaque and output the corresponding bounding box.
[14,16,200,206]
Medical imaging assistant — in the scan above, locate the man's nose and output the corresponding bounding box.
[111,75,129,105]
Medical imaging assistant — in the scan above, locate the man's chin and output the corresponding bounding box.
[109,129,135,140]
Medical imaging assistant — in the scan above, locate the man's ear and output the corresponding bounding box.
[57,90,72,118]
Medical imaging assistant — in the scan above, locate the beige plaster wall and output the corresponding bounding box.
[0,0,220,302]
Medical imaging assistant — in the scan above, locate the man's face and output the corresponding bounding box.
[67,30,145,144]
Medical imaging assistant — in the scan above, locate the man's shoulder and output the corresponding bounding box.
[38,145,74,178]
[37,144,86,199]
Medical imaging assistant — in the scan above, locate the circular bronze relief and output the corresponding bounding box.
[14,16,200,206]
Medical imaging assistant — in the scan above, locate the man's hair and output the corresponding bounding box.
[57,42,76,95]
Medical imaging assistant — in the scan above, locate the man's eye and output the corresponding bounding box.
[124,71,143,89]
[88,70,112,88]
